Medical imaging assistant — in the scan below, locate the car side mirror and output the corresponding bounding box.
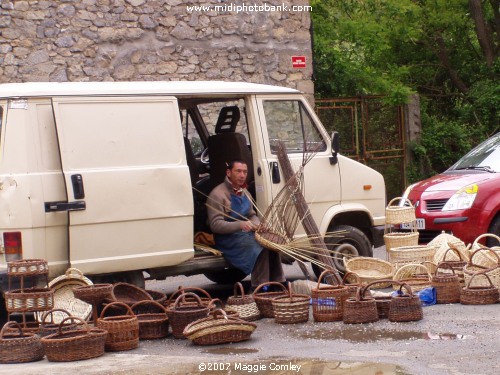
[330,131,339,165]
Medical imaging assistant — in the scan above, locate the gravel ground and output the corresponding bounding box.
[2,247,499,375]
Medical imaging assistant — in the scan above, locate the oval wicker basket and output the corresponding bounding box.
[385,197,416,224]
[384,232,419,252]
[460,272,499,305]
[5,287,54,313]
[388,245,436,269]
[39,308,85,337]
[110,282,152,306]
[41,317,107,362]
[344,257,394,289]
[0,321,44,364]
[183,309,257,345]
[7,259,49,277]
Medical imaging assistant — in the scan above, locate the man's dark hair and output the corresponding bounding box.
[226,159,247,170]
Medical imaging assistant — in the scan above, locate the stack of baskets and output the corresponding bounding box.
[4,259,54,333]
[384,197,419,258]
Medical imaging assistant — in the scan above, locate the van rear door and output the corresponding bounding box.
[51,96,194,274]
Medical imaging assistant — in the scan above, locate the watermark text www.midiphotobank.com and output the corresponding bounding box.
[187,2,312,14]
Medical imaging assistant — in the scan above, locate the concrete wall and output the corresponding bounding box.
[0,0,314,96]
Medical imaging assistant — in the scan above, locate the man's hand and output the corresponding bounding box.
[240,220,256,232]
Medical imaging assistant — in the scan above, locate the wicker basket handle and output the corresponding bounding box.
[207,298,224,310]
[472,233,500,249]
[0,321,24,338]
[442,247,465,261]
[387,196,414,208]
[173,292,203,309]
[396,263,432,279]
[40,308,72,325]
[64,267,85,279]
[57,316,89,335]
[253,281,287,295]
[233,282,246,297]
[131,300,166,314]
[465,270,495,290]
[361,279,394,297]
[392,281,414,296]
[469,247,500,267]
[166,286,212,306]
[212,309,229,320]
[342,271,360,285]
[435,262,457,276]
[317,268,343,288]
[100,301,135,318]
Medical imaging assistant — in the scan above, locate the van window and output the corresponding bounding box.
[263,100,326,154]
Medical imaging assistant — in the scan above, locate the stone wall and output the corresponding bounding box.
[0,0,314,96]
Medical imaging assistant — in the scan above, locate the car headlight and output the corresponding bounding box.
[442,184,478,211]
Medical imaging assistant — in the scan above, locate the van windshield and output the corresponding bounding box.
[450,133,500,173]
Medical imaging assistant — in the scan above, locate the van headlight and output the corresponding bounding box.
[442,184,478,211]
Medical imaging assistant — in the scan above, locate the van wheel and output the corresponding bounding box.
[312,224,372,278]
[203,268,247,285]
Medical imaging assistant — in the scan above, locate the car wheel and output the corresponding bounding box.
[312,224,373,278]
[203,268,247,285]
[487,215,500,247]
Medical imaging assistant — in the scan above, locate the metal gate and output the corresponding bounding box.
[315,97,407,200]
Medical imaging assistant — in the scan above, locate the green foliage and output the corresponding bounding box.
[312,0,499,179]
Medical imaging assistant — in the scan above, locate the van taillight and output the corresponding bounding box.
[3,232,22,261]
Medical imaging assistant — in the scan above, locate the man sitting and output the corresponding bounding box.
[207,159,285,290]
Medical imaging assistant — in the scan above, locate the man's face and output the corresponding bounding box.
[227,162,248,187]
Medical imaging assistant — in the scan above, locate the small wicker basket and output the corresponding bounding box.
[388,282,423,322]
[225,282,261,321]
[431,263,461,304]
[385,197,417,224]
[311,269,348,322]
[392,263,432,292]
[271,282,310,324]
[110,282,152,306]
[463,248,500,289]
[252,282,288,318]
[362,280,393,319]
[97,301,140,351]
[388,245,436,269]
[0,321,44,364]
[343,287,379,324]
[460,272,499,305]
[7,259,49,277]
[469,234,500,268]
[165,292,210,339]
[39,308,85,337]
[164,287,212,308]
[131,300,169,340]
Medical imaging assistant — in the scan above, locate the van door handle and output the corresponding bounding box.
[71,174,85,199]
[270,162,281,184]
[45,201,86,212]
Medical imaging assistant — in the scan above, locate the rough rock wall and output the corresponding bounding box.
[0,0,314,96]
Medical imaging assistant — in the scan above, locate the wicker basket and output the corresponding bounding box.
[110,282,152,306]
[460,272,499,305]
[97,301,140,351]
[342,272,361,300]
[384,232,419,252]
[166,292,210,339]
[39,308,85,337]
[469,234,500,268]
[431,263,461,304]
[344,257,394,288]
[464,248,500,289]
[385,197,417,224]
[343,287,379,324]
[73,283,113,305]
[7,259,49,277]
[41,317,107,362]
[388,282,423,322]
[271,282,310,324]
[388,245,436,269]
[36,268,93,323]
[131,300,169,340]
[145,290,168,306]
[311,269,348,322]
[183,309,257,345]
[437,248,468,286]
[392,263,432,292]
[225,282,261,321]
[255,230,289,252]
[5,287,54,313]
[252,282,288,318]
[433,236,469,264]
[0,321,44,364]
[362,280,393,319]
[165,287,212,308]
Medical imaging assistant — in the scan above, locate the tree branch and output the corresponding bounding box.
[469,0,496,66]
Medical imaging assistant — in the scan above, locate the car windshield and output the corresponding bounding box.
[450,133,500,173]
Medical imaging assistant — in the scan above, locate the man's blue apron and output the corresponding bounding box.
[213,194,263,275]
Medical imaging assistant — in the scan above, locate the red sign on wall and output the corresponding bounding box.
[291,56,306,68]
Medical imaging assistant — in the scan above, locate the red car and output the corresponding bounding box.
[401,133,500,247]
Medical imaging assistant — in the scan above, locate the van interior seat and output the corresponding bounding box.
[207,106,254,190]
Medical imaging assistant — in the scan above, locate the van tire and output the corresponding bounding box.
[203,268,247,285]
[312,224,372,278]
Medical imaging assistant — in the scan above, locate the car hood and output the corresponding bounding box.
[412,172,498,192]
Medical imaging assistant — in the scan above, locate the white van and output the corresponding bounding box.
[0,81,385,292]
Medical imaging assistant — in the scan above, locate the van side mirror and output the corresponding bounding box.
[330,131,340,165]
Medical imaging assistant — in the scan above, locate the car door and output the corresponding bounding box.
[51,96,194,274]
[253,95,341,235]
